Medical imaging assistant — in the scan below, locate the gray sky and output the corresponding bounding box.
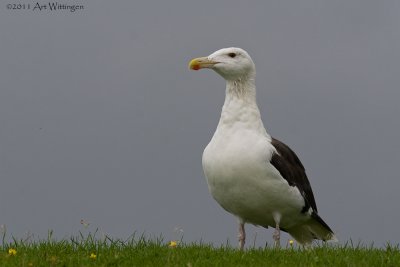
[1,0,399,247]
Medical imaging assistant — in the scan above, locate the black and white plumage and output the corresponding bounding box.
[189,47,336,249]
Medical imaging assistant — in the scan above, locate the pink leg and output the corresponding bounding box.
[238,222,246,250]
[273,223,281,248]
[272,213,281,248]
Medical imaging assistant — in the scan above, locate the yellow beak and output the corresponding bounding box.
[188,57,219,70]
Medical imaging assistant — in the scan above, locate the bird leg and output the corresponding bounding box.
[238,222,245,250]
[273,223,280,248]
[272,212,281,248]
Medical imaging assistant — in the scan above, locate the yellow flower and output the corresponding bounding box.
[8,248,17,256]
[289,240,294,246]
[169,240,178,248]
[89,253,97,259]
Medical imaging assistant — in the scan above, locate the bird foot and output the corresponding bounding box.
[238,235,245,250]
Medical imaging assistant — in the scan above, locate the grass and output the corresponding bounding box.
[0,231,399,267]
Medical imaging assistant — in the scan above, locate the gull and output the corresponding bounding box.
[189,47,336,249]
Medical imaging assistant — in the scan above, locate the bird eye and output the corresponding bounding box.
[228,53,236,58]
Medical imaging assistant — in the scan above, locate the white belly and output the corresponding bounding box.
[202,131,306,228]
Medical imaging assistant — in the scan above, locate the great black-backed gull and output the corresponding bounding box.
[189,47,336,249]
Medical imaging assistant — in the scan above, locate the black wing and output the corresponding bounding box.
[270,137,318,213]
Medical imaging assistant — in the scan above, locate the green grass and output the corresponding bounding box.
[1,232,399,267]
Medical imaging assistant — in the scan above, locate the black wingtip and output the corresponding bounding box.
[311,211,334,234]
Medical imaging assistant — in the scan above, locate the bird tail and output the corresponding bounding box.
[288,212,337,245]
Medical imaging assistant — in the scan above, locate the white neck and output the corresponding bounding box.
[217,76,267,134]
[224,76,257,106]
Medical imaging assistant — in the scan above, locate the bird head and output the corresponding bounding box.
[189,47,255,81]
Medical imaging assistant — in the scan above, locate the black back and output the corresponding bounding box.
[270,138,318,213]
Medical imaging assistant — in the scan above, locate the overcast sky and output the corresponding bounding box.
[1,0,399,247]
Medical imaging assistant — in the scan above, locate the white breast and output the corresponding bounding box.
[202,123,306,228]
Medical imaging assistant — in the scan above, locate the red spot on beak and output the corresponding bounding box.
[192,64,200,70]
